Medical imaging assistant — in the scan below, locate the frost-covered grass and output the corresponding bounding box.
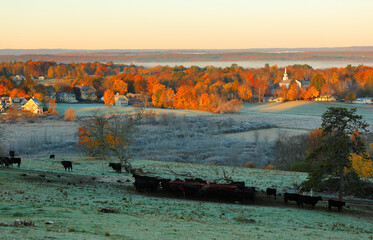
[242,101,373,121]
[1,157,373,240]
[55,103,212,116]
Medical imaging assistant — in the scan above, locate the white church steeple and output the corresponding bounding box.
[283,67,289,81]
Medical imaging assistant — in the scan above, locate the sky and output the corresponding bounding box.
[0,0,372,49]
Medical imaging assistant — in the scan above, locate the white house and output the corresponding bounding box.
[21,98,43,114]
[114,93,128,107]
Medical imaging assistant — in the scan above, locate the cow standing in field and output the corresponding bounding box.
[109,163,122,173]
[299,195,323,208]
[0,157,10,166]
[10,157,21,167]
[284,193,302,207]
[133,174,160,192]
[266,188,277,200]
[61,161,72,171]
[328,199,346,212]
[9,151,15,158]
[50,154,55,159]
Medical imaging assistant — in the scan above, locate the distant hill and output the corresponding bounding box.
[1,46,373,55]
[1,47,373,64]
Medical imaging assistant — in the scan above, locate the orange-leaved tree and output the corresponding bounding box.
[103,89,115,106]
[303,86,319,100]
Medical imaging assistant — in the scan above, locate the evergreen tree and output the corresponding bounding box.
[306,107,369,200]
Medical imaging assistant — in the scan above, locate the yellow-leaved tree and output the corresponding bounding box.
[350,143,373,178]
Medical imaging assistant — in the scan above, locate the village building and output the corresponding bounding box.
[279,68,310,89]
[126,93,149,105]
[21,97,43,114]
[80,85,97,101]
[114,93,129,106]
[314,95,337,102]
[57,92,78,103]
[279,68,292,88]
[0,97,27,109]
[12,75,25,84]
[352,97,373,104]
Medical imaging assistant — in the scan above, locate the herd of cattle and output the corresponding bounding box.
[132,174,347,212]
[0,151,347,212]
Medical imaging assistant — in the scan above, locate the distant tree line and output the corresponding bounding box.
[0,61,372,113]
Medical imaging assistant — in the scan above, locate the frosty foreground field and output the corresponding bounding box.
[1,157,373,240]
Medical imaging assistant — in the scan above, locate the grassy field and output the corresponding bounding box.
[1,157,373,240]
[241,102,373,122]
[55,104,212,117]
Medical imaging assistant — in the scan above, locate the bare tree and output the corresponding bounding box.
[79,106,144,172]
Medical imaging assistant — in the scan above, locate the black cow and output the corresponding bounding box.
[266,188,277,200]
[328,199,346,212]
[133,174,160,192]
[299,195,323,208]
[182,184,203,198]
[204,185,243,202]
[9,151,15,158]
[61,161,72,171]
[229,181,246,190]
[109,163,122,173]
[50,154,55,159]
[284,193,301,207]
[168,180,185,196]
[1,157,13,167]
[159,178,172,192]
[10,157,21,167]
[242,187,256,202]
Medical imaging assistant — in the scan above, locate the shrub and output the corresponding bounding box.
[261,165,274,170]
[289,161,311,172]
[244,162,256,168]
[64,107,76,121]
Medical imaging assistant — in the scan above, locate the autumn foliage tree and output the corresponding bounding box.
[303,86,319,100]
[286,83,301,101]
[78,107,144,172]
[103,89,115,106]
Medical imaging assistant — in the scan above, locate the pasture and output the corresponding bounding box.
[1,157,373,240]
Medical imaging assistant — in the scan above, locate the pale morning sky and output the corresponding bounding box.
[0,0,372,49]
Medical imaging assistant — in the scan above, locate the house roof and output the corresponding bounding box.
[30,97,42,106]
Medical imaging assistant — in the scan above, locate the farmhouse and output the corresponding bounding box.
[114,93,129,106]
[57,92,78,103]
[21,97,43,114]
